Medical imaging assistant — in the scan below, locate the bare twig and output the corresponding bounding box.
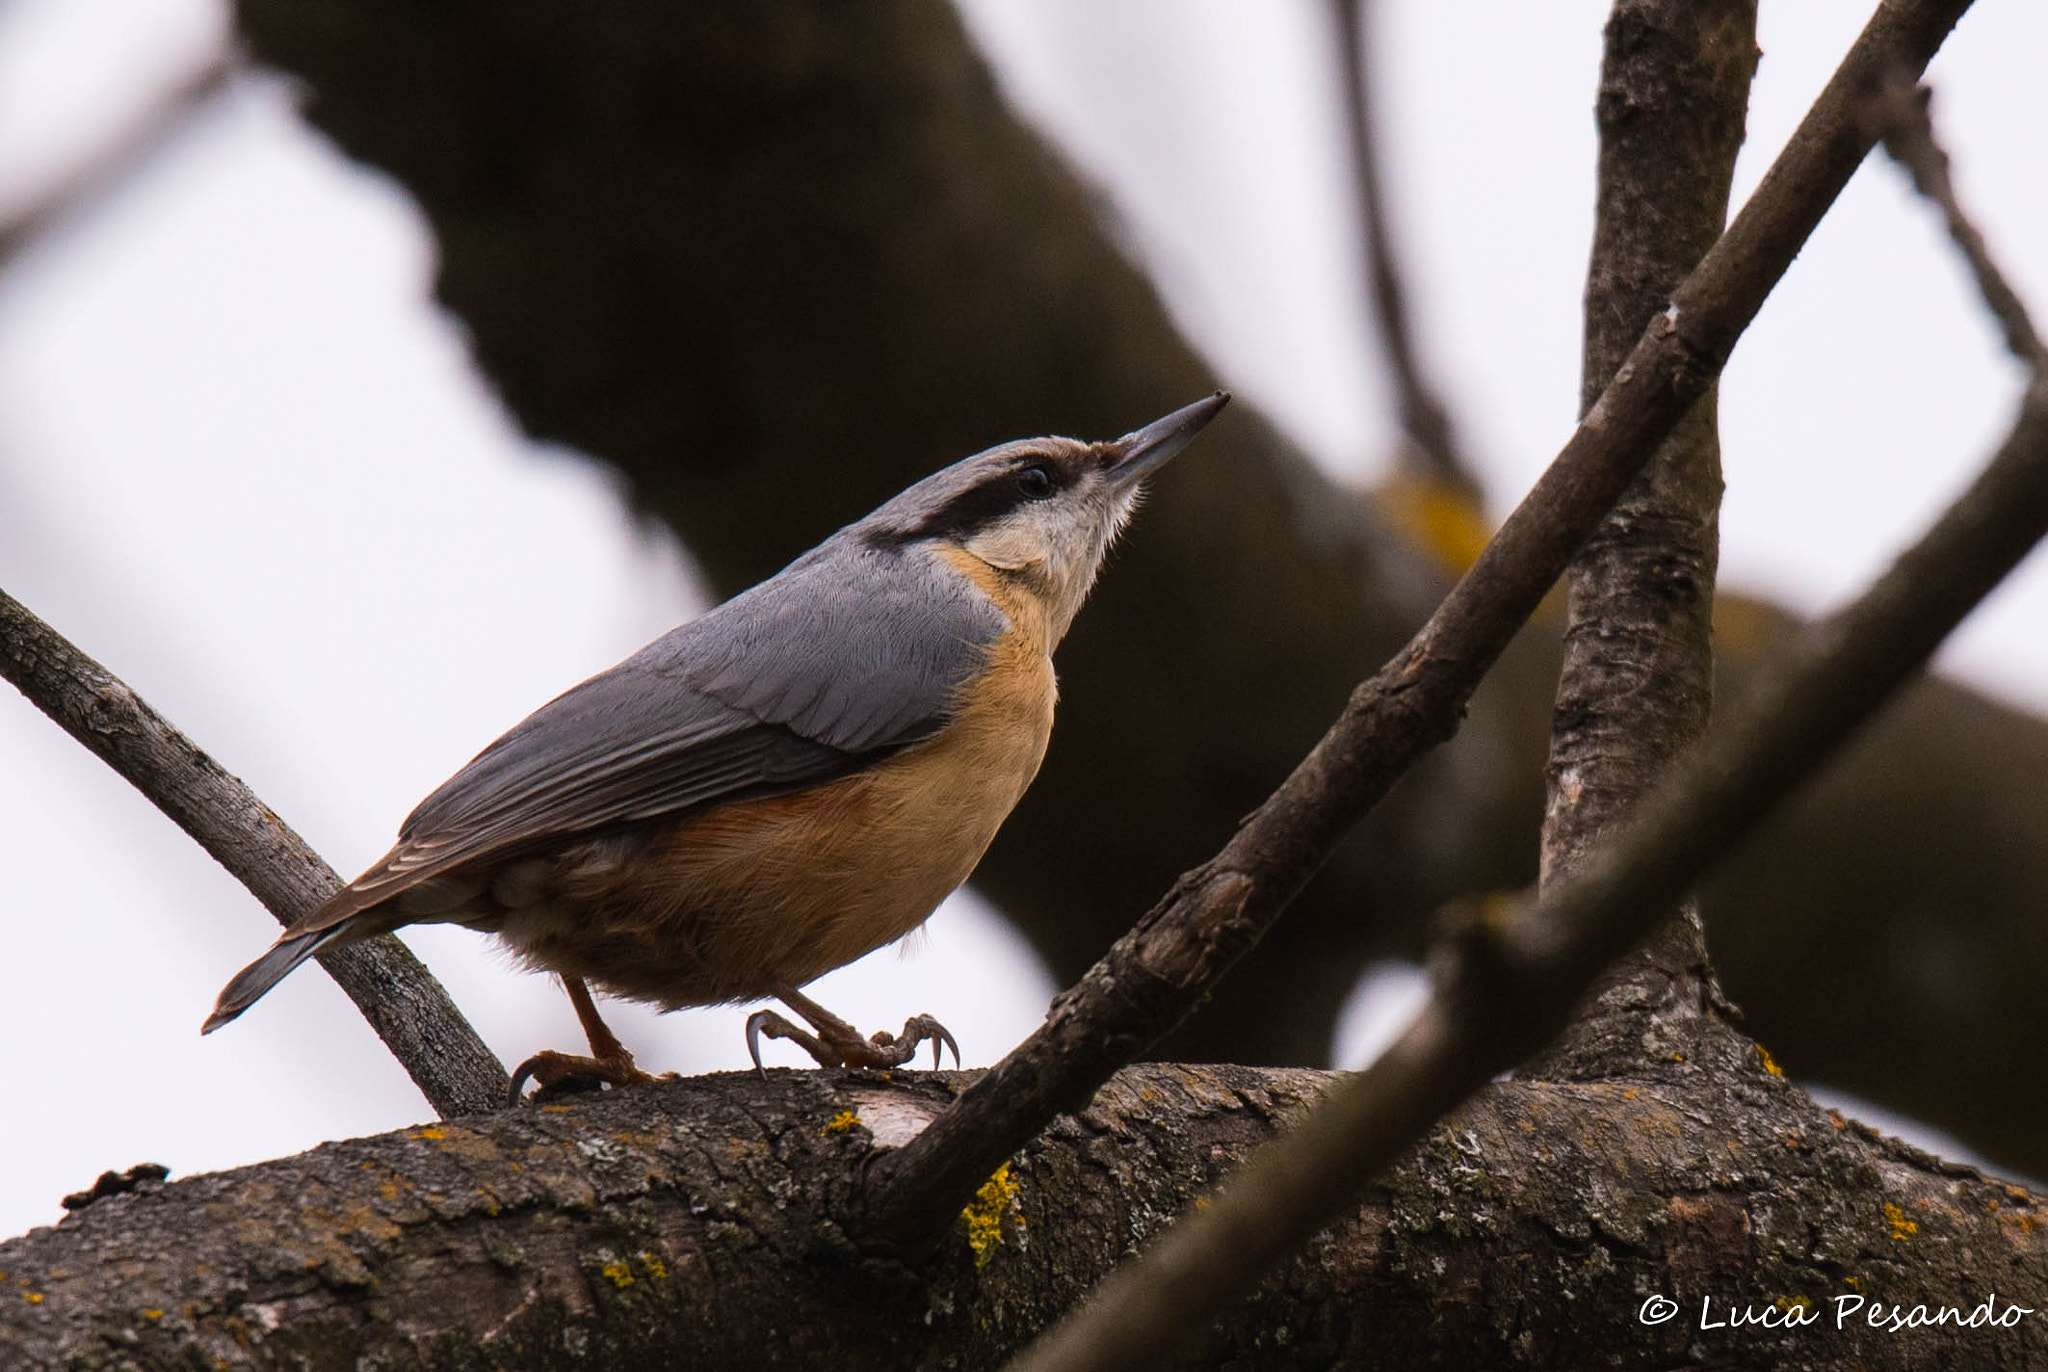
[860,0,1974,1254]
[0,590,508,1116]
[1009,66,2039,1372]
[1872,78,2046,366]
[1330,0,1479,498]
[0,54,235,266]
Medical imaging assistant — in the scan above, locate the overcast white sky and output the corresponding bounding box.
[1,0,2042,1239]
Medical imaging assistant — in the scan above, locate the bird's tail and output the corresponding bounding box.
[201,924,353,1034]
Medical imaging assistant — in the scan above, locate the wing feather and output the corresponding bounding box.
[295,542,1003,930]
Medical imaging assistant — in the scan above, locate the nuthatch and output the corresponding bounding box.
[205,393,1230,1096]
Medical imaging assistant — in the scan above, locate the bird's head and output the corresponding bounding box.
[856,392,1230,643]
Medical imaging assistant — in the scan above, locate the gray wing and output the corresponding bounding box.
[308,540,1004,921]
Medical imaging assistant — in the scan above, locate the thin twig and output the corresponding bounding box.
[860,0,1974,1254]
[1331,0,1480,498]
[1871,77,2046,366]
[0,591,508,1116]
[1009,67,2040,1372]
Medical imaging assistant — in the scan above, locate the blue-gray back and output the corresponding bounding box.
[335,533,1006,905]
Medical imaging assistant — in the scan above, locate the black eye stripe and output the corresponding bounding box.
[909,458,1069,541]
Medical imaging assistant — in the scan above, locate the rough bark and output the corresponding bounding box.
[3,1065,2043,1370]
[1532,0,1755,1078]
[217,0,2048,1178]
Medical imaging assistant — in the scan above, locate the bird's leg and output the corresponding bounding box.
[508,976,658,1103]
[745,982,960,1075]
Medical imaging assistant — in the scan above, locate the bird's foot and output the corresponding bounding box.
[745,1009,960,1075]
[861,1014,961,1071]
[507,1047,657,1105]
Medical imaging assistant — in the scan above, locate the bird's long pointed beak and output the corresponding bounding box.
[1105,390,1231,489]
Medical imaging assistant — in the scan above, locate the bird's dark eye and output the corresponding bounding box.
[1016,463,1056,500]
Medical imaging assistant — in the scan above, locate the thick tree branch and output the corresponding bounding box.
[862,0,1974,1254]
[4,1064,2043,1369]
[1012,90,2046,1363]
[1529,0,1752,1076]
[0,590,507,1116]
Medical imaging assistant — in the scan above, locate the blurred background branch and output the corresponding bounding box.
[1330,0,1481,501]
[0,50,231,264]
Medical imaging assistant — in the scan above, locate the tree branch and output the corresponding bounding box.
[5,1064,2043,1368]
[861,0,1975,1254]
[1871,78,2046,366]
[1528,0,1753,1077]
[1011,71,2045,1369]
[1029,372,2048,1370]
[0,590,507,1116]
[1331,0,1480,498]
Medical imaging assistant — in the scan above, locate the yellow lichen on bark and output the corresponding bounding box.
[962,1162,1023,1269]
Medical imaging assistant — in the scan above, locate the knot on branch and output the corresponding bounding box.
[1127,870,1256,992]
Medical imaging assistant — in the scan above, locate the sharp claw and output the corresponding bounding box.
[750,1000,959,1073]
[902,1014,958,1069]
[507,1048,655,1103]
[744,1011,773,1078]
[747,1008,844,1071]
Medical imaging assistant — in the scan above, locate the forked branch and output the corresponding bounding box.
[1011,62,2041,1372]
